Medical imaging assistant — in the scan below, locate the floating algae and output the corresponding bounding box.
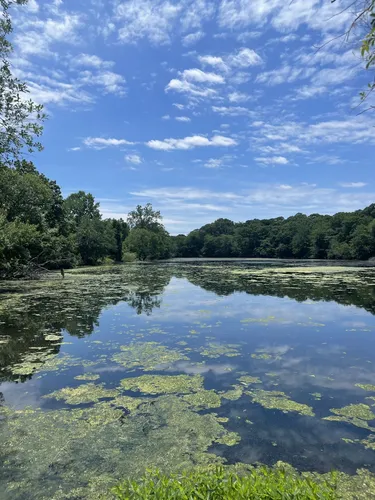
[200,343,240,359]
[0,395,239,499]
[216,431,241,446]
[112,342,188,371]
[74,373,100,381]
[329,404,375,421]
[238,375,262,386]
[310,392,322,400]
[222,385,244,401]
[251,353,272,360]
[247,389,315,416]
[44,383,119,405]
[182,390,222,410]
[120,374,204,395]
[323,404,375,431]
[355,384,375,392]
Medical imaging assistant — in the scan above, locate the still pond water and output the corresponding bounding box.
[1,261,375,498]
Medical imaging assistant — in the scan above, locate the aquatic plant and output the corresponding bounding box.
[44,383,119,405]
[74,373,100,381]
[238,375,262,386]
[356,384,375,392]
[182,390,222,410]
[112,342,188,371]
[200,343,240,358]
[120,374,204,395]
[247,389,315,416]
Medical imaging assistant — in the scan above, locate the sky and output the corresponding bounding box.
[10,0,375,234]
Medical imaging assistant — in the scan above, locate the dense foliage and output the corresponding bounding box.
[0,162,133,278]
[113,467,338,499]
[172,208,375,260]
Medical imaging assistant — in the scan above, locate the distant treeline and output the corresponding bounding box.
[171,207,375,261]
[1,160,375,280]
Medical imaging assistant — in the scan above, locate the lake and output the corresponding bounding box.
[1,261,375,498]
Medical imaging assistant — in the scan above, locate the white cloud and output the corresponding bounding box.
[218,0,352,34]
[257,143,304,154]
[26,0,39,13]
[83,137,135,149]
[227,47,263,67]
[146,134,237,150]
[204,158,223,168]
[165,78,216,97]
[228,91,250,103]
[198,55,227,70]
[182,31,205,46]
[15,12,82,56]
[173,103,185,110]
[181,68,225,84]
[212,105,252,116]
[72,54,114,69]
[79,70,126,95]
[115,0,182,45]
[68,146,81,152]
[175,116,191,122]
[162,114,171,120]
[125,154,142,164]
[255,156,289,165]
[339,182,367,188]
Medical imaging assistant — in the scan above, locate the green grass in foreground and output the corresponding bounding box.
[112,467,337,499]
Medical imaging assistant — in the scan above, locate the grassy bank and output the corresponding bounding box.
[112,467,338,499]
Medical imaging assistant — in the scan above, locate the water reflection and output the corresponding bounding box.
[1,263,375,498]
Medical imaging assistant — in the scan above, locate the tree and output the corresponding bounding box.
[76,216,116,266]
[123,227,170,261]
[127,203,163,231]
[110,219,129,262]
[0,0,46,165]
[64,191,101,226]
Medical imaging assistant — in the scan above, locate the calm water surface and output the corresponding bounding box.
[1,261,375,498]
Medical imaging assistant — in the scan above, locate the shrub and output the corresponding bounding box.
[122,252,137,263]
[112,466,337,499]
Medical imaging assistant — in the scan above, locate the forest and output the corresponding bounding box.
[1,157,375,280]
[172,205,375,261]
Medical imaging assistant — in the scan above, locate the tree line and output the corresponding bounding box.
[0,161,172,278]
[171,207,375,261]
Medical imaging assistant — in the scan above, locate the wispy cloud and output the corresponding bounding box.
[125,154,142,164]
[83,137,135,149]
[146,134,237,150]
[339,182,367,188]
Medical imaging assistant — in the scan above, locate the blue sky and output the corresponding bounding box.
[11,0,375,234]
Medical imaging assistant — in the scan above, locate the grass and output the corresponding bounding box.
[112,467,337,499]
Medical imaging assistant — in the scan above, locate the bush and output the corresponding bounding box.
[112,467,337,499]
[122,252,137,263]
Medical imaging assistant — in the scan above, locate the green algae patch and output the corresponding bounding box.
[310,392,322,400]
[112,342,188,371]
[120,374,204,395]
[1,395,236,499]
[216,431,241,446]
[238,375,262,386]
[74,373,100,381]
[330,404,375,421]
[355,384,375,392]
[248,389,315,416]
[200,343,240,359]
[222,385,244,401]
[182,390,222,410]
[323,404,375,431]
[251,353,272,360]
[44,383,119,405]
